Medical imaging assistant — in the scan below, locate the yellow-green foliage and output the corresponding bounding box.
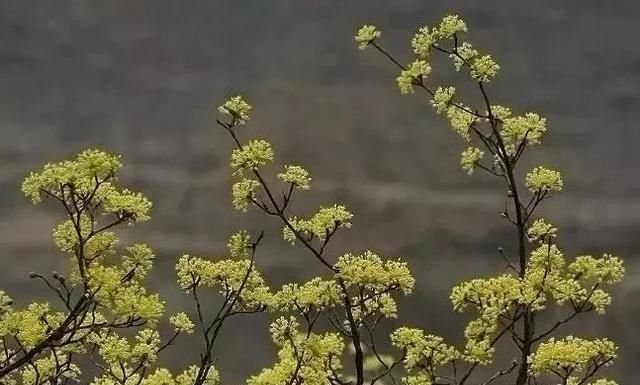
[0,13,625,385]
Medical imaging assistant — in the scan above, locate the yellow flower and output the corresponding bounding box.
[277,165,311,190]
[227,230,252,258]
[434,15,467,39]
[450,42,478,71]
[397,60,432,94]
[355,24,381,50]
[391,327,459,368]
[527,218,558,243]
[218,95,252,125]
[272,278,341,313]
[231,178,260,211]
[21,149,122,204]
[460,147,484,175]
[446,105,476,140]
[230,139,274,171]
[249,320,344,385]
[174,365,219,385]
[501,112,547,154]
[528,336,617,376]
[489,105,512,120]
[525,166,563,193]
[335,250,415,294]
[283,204,353,244]
[411,26,435,58]
[170,312,195,334]
[569,254,625,284]
[431,86,456,114]
[175,255,272,310]
[470,55,500,82]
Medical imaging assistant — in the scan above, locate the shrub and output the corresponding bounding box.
[0,14,623,385]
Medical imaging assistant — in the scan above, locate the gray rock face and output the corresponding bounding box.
[1,1,639,382]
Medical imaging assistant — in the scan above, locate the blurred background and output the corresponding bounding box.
[1,0,639,383]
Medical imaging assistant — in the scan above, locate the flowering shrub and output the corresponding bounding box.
[0,14,624,385]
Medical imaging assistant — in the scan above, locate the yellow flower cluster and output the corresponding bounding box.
[90,329,161,365]
[451,274,521,363]
[528,336,617,377]
[88,263,165,323]
[527,246,624,314]
[446,105,476,140]
[88,328,223,385]
[227,230,252,258]
[408,15,467,61]
[272,278,341,313]
[434,15,468,39]
[569,254,625,284]
[391,327,459,384]
[170,365,220,385]
[175,255,272,310]
[450,235,625,365]
[277,165,311,190]
[430,86,456,114]
[355,25,381,50]
[227,136,277,211]
[99,184,153,222]
[122,244,156,279]
[218,95,252,125]
[525,166,563,193]
[527,218,558,243]
[460,147,484,175]
[21,149,122,203]
[51,216,113,257]
[169,312,195,334]
[283,204,353,244]
[0,302,64,349]
[90,362,219,385]
[0,149,185,385]
[50,238,163,324]
[587,289,613,315]
[358,13,504,161]
[489,105,512,120]
[333,254,411,321]
[249,317,344,385]
[141,366,219,385]
[0,20,629,385]
[501,112,547,154]
[451,42,478,71]
[20,353,81,384]
[351,13,626,385]
[451,275,522,314]
[23,149,152,226]
[231,178,261,211]
[397,60,432,94]
[230,139,275,172]
[470,55,500,82]
[523,244,578,309]
[411,27,435,58]
[52,217,163,325]
[335,251,415,294]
